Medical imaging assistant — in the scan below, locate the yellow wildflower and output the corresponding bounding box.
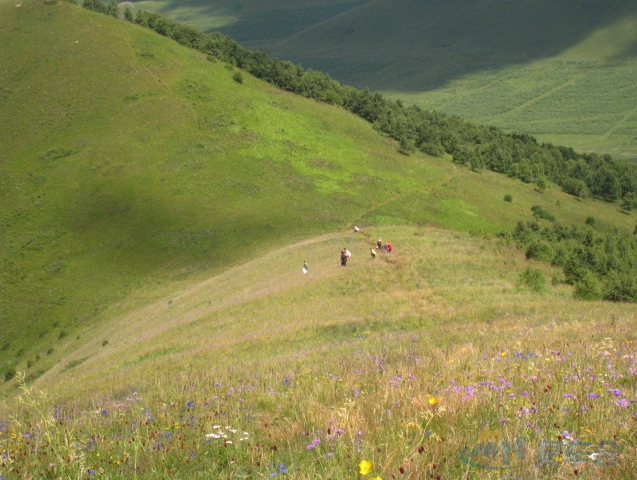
[359,459,373,475]
[428,396,440,407]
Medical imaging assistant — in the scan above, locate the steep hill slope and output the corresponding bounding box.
[1,0,636,395]
[0,0,433,384]
[133,0,637,159]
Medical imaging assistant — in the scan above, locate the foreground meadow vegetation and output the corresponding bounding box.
[2,227,636,479]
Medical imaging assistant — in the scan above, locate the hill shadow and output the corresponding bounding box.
[203,0,637,92]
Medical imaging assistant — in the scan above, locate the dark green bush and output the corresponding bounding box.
[604,272,637,302]
[573,271,603,300]
[4,368,16,382]
[232,71,244,84]
[518,267,546,293]
[525,240,555,263]
[531,205,556,222]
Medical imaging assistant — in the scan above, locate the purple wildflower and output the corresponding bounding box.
[614,398,630,408]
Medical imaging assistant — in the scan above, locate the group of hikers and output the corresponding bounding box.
[303,227,394,273]
[341,228,393,267]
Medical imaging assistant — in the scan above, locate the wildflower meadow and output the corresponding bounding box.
[2,332,636,479]
[1,228,636,479]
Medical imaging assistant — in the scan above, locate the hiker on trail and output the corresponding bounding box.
[354,225,360,233]
[376,239,382,250]
[303,261,308,274]
[341,248,351,266]
[370,247,376,258]
[386,241,393,253]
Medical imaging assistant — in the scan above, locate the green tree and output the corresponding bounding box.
[592,167,622,201]
[573,271,603,300]
[518,267,546,293]
[123,6,134,22]
[621,192,637,211]
[560,178,590,199]
[536,175,548,192]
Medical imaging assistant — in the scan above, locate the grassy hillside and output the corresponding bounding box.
[1,0,635,392]
[1,2,636,478]
[4,226,637,478]
[131,0,637,160]
[0,0,418,381]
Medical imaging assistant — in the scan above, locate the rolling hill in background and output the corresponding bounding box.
[132,0,637,160]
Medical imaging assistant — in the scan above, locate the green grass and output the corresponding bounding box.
[0,0,432,379]
[1,0,635,397]
[0,2,636,478]
[398,55,637,161]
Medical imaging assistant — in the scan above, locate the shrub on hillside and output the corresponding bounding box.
[4,368,16,382]
[419,142,445,157]
[518,267,546,293]
[573,271,603,300]
[560,178,591,199]
[604,272,637,302]
[531,205,556,222]
[620,192,637,211]
[525,240,554,263]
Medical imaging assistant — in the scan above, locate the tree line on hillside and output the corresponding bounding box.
[83,2,637,207]
[510,209,637,302]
